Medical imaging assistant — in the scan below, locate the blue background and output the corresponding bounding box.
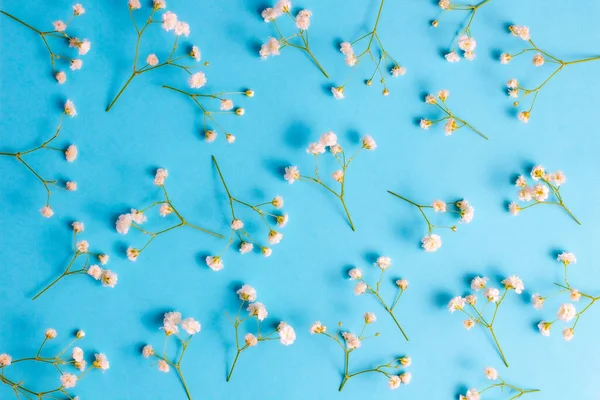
[1,0,600,398]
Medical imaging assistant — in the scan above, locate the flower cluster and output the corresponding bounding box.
[1,4,89,83]
[419,90,488,139]
[226,285,296,381]
[0,328,109,399]
[348,256,410,340]
[387,192,474,252]
[106,0,204,111]
[162,86,253,143]
[533,252,598,341]
[284,132,376,231]
[116,168,223,262]
[434,0,493,62]
[260,0,328,78]
[500,25,600,122]
[32,222,113,300]
[448,275,525,367]
[508,165,580,225]
[0,104,79,218]
[141,311,201,400]
[332,0,405,99]
[459,366,540,399]
[207,157,289,271]
[311,315,412,391]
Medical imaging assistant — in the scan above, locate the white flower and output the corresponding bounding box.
[438,0,450,9]
[518,186,533,202]
[278,322,296,345]
[375,256,392,269]
[458,35,476,52]
[445,52,460,63]
[538,321,551,336]
[87,265,102,280]
[557,303,576,321]
[127,247,139,261]
[205,130,217,142]
[158,360,170,372]
[129,0,142,9]
[500,53,511,64]
[162,11,178,31]
[276,214,289,227]
[76,240,89,253]
[532,183,549,202]
[101,270,118,288]
[361,135,377,150]
[239,242,254,254]
[230,219,244,230]
[518,111,530,123]
[247,302,268,321]
[388,375,401,389]
[463,319,475,330]
[53,20,67,31]
[295,10,311,30]
[116,213,133,234]
[153,0,166,9]
[530,165,545,180]
[72,347,84,362]
[570,289,581,302]
[268,230,283,245]
[509,25,531,41]
[400,356,411,367]
[226,134,236,143]
[60,373,77,388]
[509,202,520,216]
[261,7,282,22]
[502,275,524,294]
[563,327,575,341]
[159,203,172,217]
[56,71,67,84]
[507,78,519,89]
[237,284,257,302]
[142,345,154,358]
[420,119,432,130]
[465,294,477,306]
[64,100,77,117]
[73,4,85,15]
[484,288,500,302]
[448,296,465,313]
[272,195,284,208]
[364,312,376,324]
[162,322,178,336]
[164,311,182,325]
[548,171,566,186]
[306,142,326,155]
[40,205,54,218]
[557,252,576,265]
[342,332,361,349]
[259,37,280,59]
[340,42,354,56]
[284,166,300,183]
[130,209,146,224]
[391,65,406,77]
[432,200,446,212]
[154,168,168,185]
[206,256,224,271]
[348,268,362,280]
[319,131,337,147]
[93,353,110,370]
[220,99,234,111]
[310,321,326,334]
[465,388,480,400]
[533,53,544,67]
[421,234,442,252]
[354,282,367,295]
[262,247,272,257]
[188,72,207,89]
[471,276,487,291]
[70,59,83,70]
[484,367,498,380]
[174,21,190,37]
[396,279,409,290]
[181,318,201,335]
[78,39,91,55]
[531,294,544,309]
[244,333,258,346]
[331,86,344,99]
[190,45,201,61]
[400,372,412,384]
[146,54,159,66]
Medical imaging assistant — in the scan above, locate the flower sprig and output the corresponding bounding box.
[116,168,223,262]
[226,285,296,382]
[284,132,376,231]
[106,0,204,111]
[0,102,80,218]
[260,0,328,78]
[162,86,253,144]
[0,328,110,399]
[508,165,580,225]
[332,0,406,99]
[141,311,201,400]
[449,275,525,367]
[207,157,288,271]
[310,315,412,392]
[460,367,540,399]
[419,90,487,139]
[0,4,89,83]
[434,0,493,62]
[533,252,598,342]
[501,25,600,122]
[32,222,113,301]
[387,192,474,252]
[348,256,409,341]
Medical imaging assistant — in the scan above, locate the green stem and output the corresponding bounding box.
[226,349,242,382]
[106,73,136,112]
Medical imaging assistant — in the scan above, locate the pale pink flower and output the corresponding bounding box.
[331,86,344,99]
[154,168,168,185]
[276,214,288,227]
[190,45,201,61]
[76,240,89,253]
[548,171,566,187]
[272,195,284,208]
[557,303,576,321]
[142,345,154,358]
[65,144,78,161]
[278,322,296,345]
[98,254,109,265]
[159,203,173,217]
[391,65,406,77]
[310,321,326,334]
[129,0,142,10]
[538,321,551,336]
[284,166,300,183]
[73,4,85,16]
[388,376,401,389]
[463,319,475,330]
[518,111,530,123]
[237,284,257,302]
[471,276,487,291]
[70,59,83,70]
[364,312,376,324]
[295,10,311,30]
[40,205,54,218]
[66,181,77,191]
[400,372,412,384]
[563,327,574,341]
[261,7,282,22]
[444,118,458,135]
[116,213,132,234]
[342,332,361,349]
[570,289,581,302]
[306,142,326,155]
[72,347,84,362]
[484,288,500,302]
[162,11,178,31]
[130,209,146,224]
[484,367,498,380]
[268,230,283,245]
[421,234,442,252]
[261,247,272,257]
[319,131,337,147]
[354,281,367,295]
[532,183,549,202]
[531,294,544,309]
[445,52,460,63]
[45,329,58,339]
[457,200,475,223]
[230,219,244,230]
[340,42,353,55]
[182,318,201,335]
[87,265,102,280]
[533,53,544,67]
[375,256,392,269]
[158,360,170,372]
[174,21,191,37]
[53,20,67,32]
[361,135,377,150]
[78,39,91,55]
[509,202,520,216]
[348,268,362,280]
[64,100,77,117]
[247,302,268,321]
[146,54,158,66]
[220,99,234,111]
[507,79,519,89]
[432,200,446,212]
[239,242,254,254]
[235,108,245,116]
[60,373,77,388]
[0,354,12,367]
[206,256,224,271]
[188,72,207,89]
[101,270,118,288]
[127,247,139,261]
[245,333,258,347]
[502,275,524,294]
[332,170,344,182]
[153,0,166,9]
[509,25,531,40]
[465,294,477,306]
[72,221,84,233]
[56,71,67,84]
[458,35,476,52]
[420,119,432,130]
[259,38,280,59]
[396,279,408,290]
[226,134,236,143]
[557,252,576,265]
[205,130,217,142]
[500,53,511,64]
[448,296,466,313]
